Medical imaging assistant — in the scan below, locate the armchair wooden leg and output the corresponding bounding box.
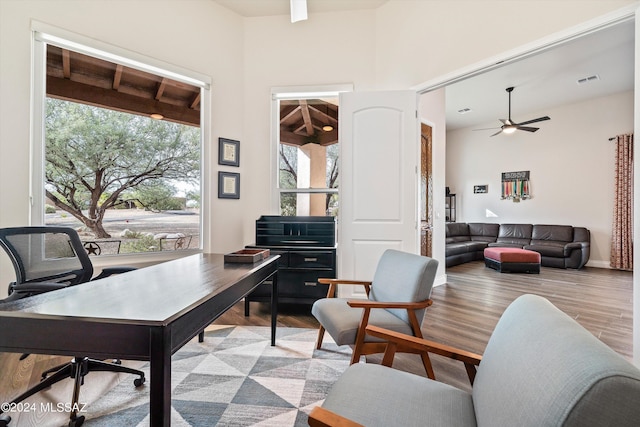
[420,351,436,380]
[316,326,326,350]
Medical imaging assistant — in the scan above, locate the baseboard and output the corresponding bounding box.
[586,260,611,269]
[434,272,448,287]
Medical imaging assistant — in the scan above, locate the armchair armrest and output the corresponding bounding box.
[366,324,482,384]
[308,406,364,427]
[347,299,433,310]
[318,278,372,298]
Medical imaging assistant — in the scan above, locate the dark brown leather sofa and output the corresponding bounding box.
[446,222,590,269]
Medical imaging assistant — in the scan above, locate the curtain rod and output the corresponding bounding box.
[609,137,616,141]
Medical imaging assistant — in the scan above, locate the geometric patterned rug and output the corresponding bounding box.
[83,326,351,426]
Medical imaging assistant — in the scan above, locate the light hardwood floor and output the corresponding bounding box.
[0,261,632,424]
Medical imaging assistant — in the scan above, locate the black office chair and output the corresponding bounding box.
[0,226,145,427]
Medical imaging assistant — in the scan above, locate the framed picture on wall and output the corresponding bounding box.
[218,172,240,199]
[474,185,488,194]
[218,138,240,167]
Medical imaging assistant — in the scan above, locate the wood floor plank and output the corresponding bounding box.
[0,261,632,422]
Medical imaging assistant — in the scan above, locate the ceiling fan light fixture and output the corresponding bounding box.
[290,0,308,23]
[322,125,334,132]
[503,126,517,134]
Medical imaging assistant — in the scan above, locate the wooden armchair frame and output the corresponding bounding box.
[308,324,482,427]
[315,278,436,378]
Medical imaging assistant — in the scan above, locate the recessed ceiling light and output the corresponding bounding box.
[457,108,472,114]
[322,125,334,132]
[150,113,164,120]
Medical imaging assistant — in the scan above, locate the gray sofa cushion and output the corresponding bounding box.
[472,295,640,427]
[322,363,477,427]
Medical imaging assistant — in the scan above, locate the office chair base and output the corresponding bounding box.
[0,357,145,426]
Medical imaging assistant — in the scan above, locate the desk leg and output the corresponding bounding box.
[270,272,278,346]
[150,327,172,427]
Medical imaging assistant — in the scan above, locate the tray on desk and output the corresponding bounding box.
[224,249,271,263]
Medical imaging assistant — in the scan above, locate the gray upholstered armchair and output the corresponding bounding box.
[311,249,439,377]
[309,295,640,427]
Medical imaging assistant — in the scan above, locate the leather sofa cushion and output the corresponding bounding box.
[446,241,489,256]
[524,243,566,257]
[495,223,532,246]
[531,224,573,243]
[446,222,470,238]
[469,223,500,242]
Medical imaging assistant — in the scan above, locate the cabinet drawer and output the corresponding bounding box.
[279,272,330,299]
[289,251,334,269]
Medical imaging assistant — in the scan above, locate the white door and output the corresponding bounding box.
[338,90,419,297]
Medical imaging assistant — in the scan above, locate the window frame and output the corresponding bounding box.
[30,21,211,264]
[270,84,352,215]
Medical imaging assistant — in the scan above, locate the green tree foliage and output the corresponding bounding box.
[45,99,200,238]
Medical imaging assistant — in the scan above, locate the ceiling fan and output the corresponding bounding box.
[474,87,550,136]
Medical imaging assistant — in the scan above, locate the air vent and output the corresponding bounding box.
[577,74,600,85]
[457,108,472,114]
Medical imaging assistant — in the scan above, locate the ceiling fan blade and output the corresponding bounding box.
[473,127,501,131]
[517,116,550,126]
[517,126,540,132]
[490,130,503,137]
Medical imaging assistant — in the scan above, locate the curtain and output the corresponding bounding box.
[610,133,633,270]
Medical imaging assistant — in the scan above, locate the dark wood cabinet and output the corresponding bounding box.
[244,216,337,315]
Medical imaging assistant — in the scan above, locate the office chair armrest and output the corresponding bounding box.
[2,282,69,303]
[93,266,137,280]
[318,279,372,298]
[346,298,433,310]
[14,282,69,293]
[308,406,365,427]
[366,324,482,384]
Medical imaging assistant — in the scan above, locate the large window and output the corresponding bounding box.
[32,26,210,257]
[274,89,350,217]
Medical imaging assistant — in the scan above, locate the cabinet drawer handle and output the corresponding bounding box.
[304,257,318,262]
[262,280,273,285]
[304,281,317,287]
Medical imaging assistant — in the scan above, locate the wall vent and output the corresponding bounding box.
[577,74,600,85]
[457,108,472,114]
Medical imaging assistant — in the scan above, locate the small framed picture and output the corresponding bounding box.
[218,172,240,199]
[218,138,240,167]
[474,185,488,194]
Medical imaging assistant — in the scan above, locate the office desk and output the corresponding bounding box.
[0,253,279,426]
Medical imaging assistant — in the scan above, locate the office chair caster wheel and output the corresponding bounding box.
[134,376,146,387]
[68,415,84,427]
[0,414,11,427]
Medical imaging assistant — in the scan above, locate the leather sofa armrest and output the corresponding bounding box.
[563,242,582,256]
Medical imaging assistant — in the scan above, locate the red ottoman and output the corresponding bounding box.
[484,247,541,274]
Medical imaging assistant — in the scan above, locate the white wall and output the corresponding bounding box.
[374,0,635,89]
[446,91,633,267]
[241,10,377,242]
[0,0,247,289]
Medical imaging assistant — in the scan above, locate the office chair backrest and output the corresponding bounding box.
[0,226,94,287]
[368,249,439,323]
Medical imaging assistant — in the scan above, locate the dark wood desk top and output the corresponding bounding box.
[0,253,279,325]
